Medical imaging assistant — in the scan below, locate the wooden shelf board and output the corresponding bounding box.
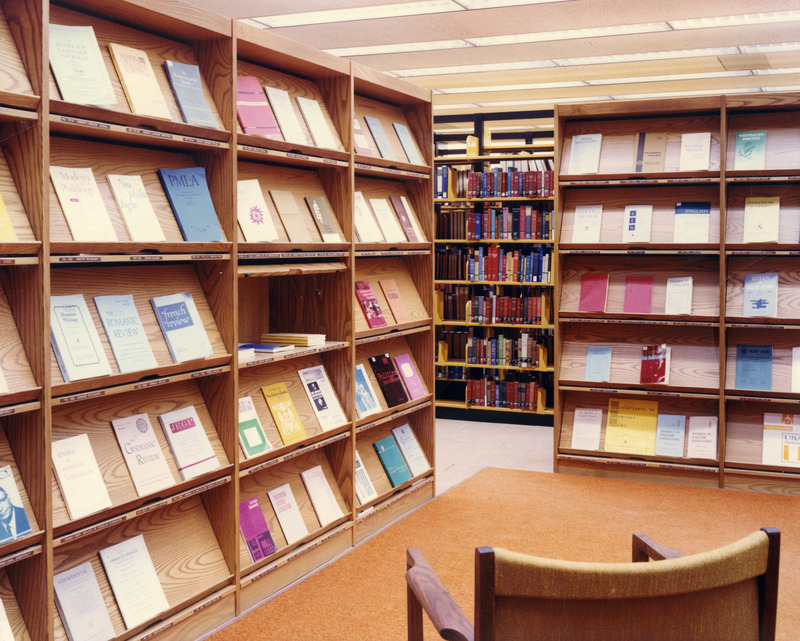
[355,399,432,434]
[239,430,350,478]
[558,171,719,186]
[558,315,719,326]
[436,239,554,245]
[50,250,232,263]
[558,384,719,400]
[0,95,38,114]
[355,475,434,519]
[354,158,431,180]
[238,341,349,370]
[559,246,718,254]
[557,453,719,473]
[237,262,347,278]
[237,249,349,259]
[237,142,350,169]
[435,320,553,329]
[354,320,432,343]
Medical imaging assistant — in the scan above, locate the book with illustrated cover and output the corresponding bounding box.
[578,273,608,312]
[50,166,118,241]
[673,201,710,243]
[392,122,424,165]
[157,405,220,481]
[762,413,800,468]
[686,416,718,459]
[369,197,407,243]
[150,292,213,363]
[391,423,429,477]
[394,353,426,400]
[584,345,611,382]
[679,132,711,171]
[353,191,384,242]
[304,196,342,243]
[51,434,112,520]
[267,483,308,544]
[568,133,602,174]
[735,345,772,391]
[388,196,420,242]
[743,196,780,243]
[633,131,667,172]
[0,465,31,543]
[604,398,658,455]
[742,272,778,318]
[108,43,170,119]
[379,279,411,324]
[49,24,115,106]
[654,414,686,457]
[353,116,380,156]
[99,534,169,630]
[301,465,344,526]
[107,174,166,242]
[261,382,307,445]
[54,561,116,641]
[369,354,409,407]
[623,276,654,314]
[157,167,225,241]
[237,396,272,458]
[264,87,307,144]
[354,363,381,418]
[664,276,693,315]
[354,450,378,504]
[268,190,313,243]
[164,60,218,128]
[296,96,338,149]
[111,413,174,496]
[571,204,602,243]
[237,179,280,242]
[50,294,113,383]
[570,408,602,450]
[373,435,412,487]
[297,364,348,431]
[640,343,671,384]
[734,130,767,170]
[239,496,276,562]
[364,116,397,160]
[94,294,158,373]
[622,204,652,243]
[355,280,388,329]
[236,76,280,137]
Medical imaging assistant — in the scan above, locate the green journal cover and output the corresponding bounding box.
[373,435,412,487]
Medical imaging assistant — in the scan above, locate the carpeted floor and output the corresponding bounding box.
[208,469,800,640]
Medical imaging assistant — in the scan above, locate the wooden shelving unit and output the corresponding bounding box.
[554,92,800,495]
[0,1,434,640]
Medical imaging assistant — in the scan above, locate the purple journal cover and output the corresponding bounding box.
[239,496,276,562]
[394,353,426,400]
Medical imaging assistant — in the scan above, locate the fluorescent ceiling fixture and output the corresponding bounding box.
[457,0,571,7]
[432,103,481,110]
[477,96,611,107]
[251,0,461,28]
[394,59,556,77]
[439,80,585,93]
[487,124,553,131]
[466,22,669,46]
[587,70,752,86]
[764,85,800,91]
[753,67,800,75]
[609,87,759,100]
[670,11,800,30]
[740,42,800,53]
[554,46,739,66]
[326,39,470,57]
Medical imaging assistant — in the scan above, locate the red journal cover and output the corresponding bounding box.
[355,280,388,328]
[640,343,670,384]
[623,275,654,314]
[237,76,280,136]
[368,354,409,407]
[578,273,609,312]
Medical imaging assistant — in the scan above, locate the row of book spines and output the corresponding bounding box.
[436,167,554,200]
[435,246,552,282]
[466,378,540,410]
[466,335,544,368]
[467,208,552,241]
[436,365,466,380]
[468,293,546,325]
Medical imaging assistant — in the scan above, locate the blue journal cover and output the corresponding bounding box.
[164,60,218,128]
[157,166,226,241]
[735,345,773,391]
[373,435,412,487]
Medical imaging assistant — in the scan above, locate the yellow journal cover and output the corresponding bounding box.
[0,193,17,242]
[262,382,306,445]
[108,42,171,120]
[604,398,658,455]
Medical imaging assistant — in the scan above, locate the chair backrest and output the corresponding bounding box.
[474,528,780,641]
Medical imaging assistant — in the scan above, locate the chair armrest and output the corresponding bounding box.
[406,548,474,641]
[632,533,684,562]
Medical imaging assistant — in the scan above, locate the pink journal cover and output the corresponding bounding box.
[623,276,654,314]
[239,496,275,562]
[237,76,280,136]
[394,353,426,400]
[578,273,608,312]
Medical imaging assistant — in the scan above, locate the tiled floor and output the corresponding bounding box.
[434,417,554,494]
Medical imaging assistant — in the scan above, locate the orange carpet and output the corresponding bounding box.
[209,469,800,640]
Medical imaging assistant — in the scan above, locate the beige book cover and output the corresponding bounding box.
[0,192,17,242]
[50,166,118,241]
[379,278,410,323]
[107,174,166,242]
[262,382,307,445]
[108,42,171,119]
[237,179,280,242]
[268,190,314,243]
[634,131,667,172]
[296,96,339,150]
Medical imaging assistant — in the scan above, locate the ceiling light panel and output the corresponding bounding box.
[439,80,586,93]
[251,0,463,28]
[587,70,752,86]
[670,11,800,30]
[456,0,572,7]
[326,40,471,57]
[394,59,556,77]
[554,46,740,66]
[465,22,669,46]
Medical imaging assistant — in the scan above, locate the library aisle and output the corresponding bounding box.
[434,418,552,494]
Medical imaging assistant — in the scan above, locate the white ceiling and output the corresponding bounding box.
[183,0,800,146]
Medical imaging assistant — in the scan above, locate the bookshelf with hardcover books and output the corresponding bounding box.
[555,92,800,496]
[434,138,555,418]
[0,1,434,640]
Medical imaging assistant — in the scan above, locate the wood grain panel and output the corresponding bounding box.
[724,399,800,469]
[269,272,351,342]
[0,279,36,398]
[560,184,720,246]
[6,550,46,641]
[726,184,800,246]
[726,111,800,171]
[2,120,44,242]
[0,4,32,98]
[50,378,229,529]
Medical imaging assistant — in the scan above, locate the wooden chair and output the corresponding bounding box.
[406,527,780,641]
